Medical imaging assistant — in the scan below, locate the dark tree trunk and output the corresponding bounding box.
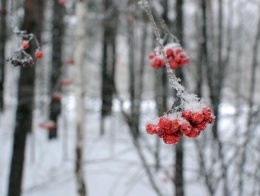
[7,1,44,195]
[48,0,65,139]
[174,0,185,195]
[0,0,7,111]
[100,0,118,135]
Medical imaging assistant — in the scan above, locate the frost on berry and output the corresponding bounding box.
[148,43,190,70]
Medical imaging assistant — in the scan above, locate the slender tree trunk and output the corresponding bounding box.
[100,0,118,134]
[48,0,65,139]
[8,1,44,195]
[174,0,184,195]
[74,0,88,195]
[0,0,7,111]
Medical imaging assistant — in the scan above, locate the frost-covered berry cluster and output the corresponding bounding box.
[7,31,43,67]
[146,102,215,144]
[149,43,190,69]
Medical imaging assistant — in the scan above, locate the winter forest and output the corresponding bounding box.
[0,0,260,196]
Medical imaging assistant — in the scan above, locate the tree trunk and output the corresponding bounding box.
[48,0,65,139]
[0,0,7,111]
[100,0,118,134]
[8,1,44,195]
[74,0,88,195]
[174,0,185,195]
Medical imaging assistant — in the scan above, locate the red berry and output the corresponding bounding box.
[175,48,183,54]
[174,54,182,64]
[39,121,56,130]
[158,117,172,131]
[148,53,155,60]
[163,134,179,144]
[156,128,165,138]
[202,107,212,120]
[146,123,157,135]
[195,121,207,131]
[182,110,192,121]
[59,0,67,6]
[52,92,62,101]
[173,130,184,138]
[185,128,200,138]
[169,60,178,70]
[179,123,192,134]
[172,119,180,132]
[151,58,162,68]
[192,112,204,124]
[35,50,44,59]
[61,79,73,86]
[127,15,134,23]
[180,57,190,65]
[22,41,29,49]
[166,49,174,58]
[207,116,215,124]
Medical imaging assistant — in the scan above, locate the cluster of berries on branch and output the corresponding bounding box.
[7,31,43,67]
[149,43,190,70]
[146,95,215,144]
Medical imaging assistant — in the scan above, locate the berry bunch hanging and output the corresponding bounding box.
[141,0,215,144]
[7,31,43,67]
[149,43,190,70]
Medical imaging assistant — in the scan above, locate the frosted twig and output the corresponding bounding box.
[140,0,185,94]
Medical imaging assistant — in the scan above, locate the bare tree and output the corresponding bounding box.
[8,0,45,195]
[74,0,88,195]
[0,0,7,111]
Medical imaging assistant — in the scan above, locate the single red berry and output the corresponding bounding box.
[61,79,73,86]
[151,58,162,68]
[174,54,182,64]
[169,60,178,70]
[207,116,215,124]
[180,57,190,65]
[173,130,184,138]
[172,119,180,132]
[35,50,44,59]
[59,0,67,6]
[65,59,75,65]
[127,15,134,23]
[146,123,157,134]
[179,123,192,134]
[185,128,200,138]
[52,92,62,101]
[175,48,183,54]
[22,41,29,49]
[166,49,174,58]
[202,107,212,120]
[148,53,155,60]
[158,117,172,131]
[156,127,165,138]
[39,121,56,130]
[162,134,179,144]
[192,112,204,124]
[195,121,207,131]
[182,110,192,121]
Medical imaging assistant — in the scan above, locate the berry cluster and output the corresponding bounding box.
[145,106,215,144]
[7,32,43,67]
[148,43,190,70]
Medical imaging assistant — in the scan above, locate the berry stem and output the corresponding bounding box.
[141,0,185,94]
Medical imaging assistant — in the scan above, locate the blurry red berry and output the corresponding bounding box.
[185,128,200,138]
[192,112,204,124]
[158,117,172,131]
[59,0,67,6]
[156,128,165,138]
[65,59,75,65]
[172,119,180,132]
[61,79,73,86]
[179,123,192,134]
[173,130,184,138]
[163,134,179,144]
[148,53,155,60]
[169,60,178,70]
[35,50,44,59]
[52,92,62,101]
[174,54,181,64]
[202,107,212,120]
[175,48,183,54]
[146,123,157,134]
[182,110,192,121]
[166,49,174,58]
[22,41,29,49]
[127,15,134,23]
[207,116,215,124]
[180,57,190,65]
[195,121,207,131]
[39,121,56,130]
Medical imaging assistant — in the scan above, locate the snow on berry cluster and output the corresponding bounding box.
[148,43,190,70]
[145,99,215,145]
[7,32,43,67]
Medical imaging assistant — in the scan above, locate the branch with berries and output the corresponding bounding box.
[140,0,215,144]
[6,1,43,67]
